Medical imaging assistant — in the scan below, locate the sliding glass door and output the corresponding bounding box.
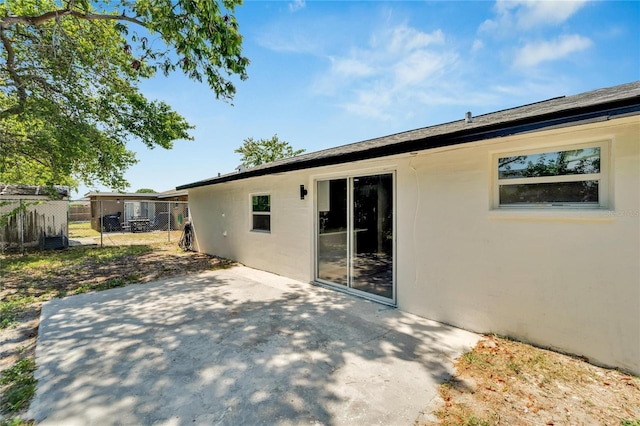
[317,179,348,286]
[316,173,394,303]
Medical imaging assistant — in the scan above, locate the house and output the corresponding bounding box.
[85,189,188,232]
[0,184,70,249]
[157,189,190,231]
[177,82,640,375]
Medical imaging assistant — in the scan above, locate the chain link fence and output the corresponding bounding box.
[0,198,69,252]
[1,199,189,252]
[85,200,189,247]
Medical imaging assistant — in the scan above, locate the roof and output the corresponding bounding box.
[84,191,158,198]
[0,184,69,198]
[157,189,188,199]
[177,81,640,190]
[84,189,188,199]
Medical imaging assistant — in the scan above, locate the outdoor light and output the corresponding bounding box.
[300,184,308,200]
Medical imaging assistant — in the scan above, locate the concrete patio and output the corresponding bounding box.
[29,266,480,425]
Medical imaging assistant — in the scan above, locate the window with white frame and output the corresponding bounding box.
[251,194,271,232]
[494,142,608,208]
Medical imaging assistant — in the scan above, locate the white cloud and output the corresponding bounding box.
[515,0,587,29]
[343,87,393,120]
[387,27,445,54]
[289,0,305,12]
[257,31,320,55]
[514,34,592,67]
[393,50,454,86]
[331,57,375,78]
[472,39,484,52]
[481,0,588,34]
[312,24,458,119]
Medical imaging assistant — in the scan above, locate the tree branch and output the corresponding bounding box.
[1,9,146,30]
[0,30,27,119]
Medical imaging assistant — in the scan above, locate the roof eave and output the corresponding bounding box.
[177,95,640,191]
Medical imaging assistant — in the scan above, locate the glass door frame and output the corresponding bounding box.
[314,171,397,306]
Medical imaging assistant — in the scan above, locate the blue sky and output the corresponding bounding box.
[76,0,640,197]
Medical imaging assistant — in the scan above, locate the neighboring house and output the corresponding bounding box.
[0,184,70,248]
[85,190,188,231]
[178,82,640,375]
[157,189,190,230]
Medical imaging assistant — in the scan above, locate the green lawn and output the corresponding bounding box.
[68,221,100,239]
[0,245,153,329]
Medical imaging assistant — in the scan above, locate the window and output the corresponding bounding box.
[494,142,607,208]
[251,194,271,232]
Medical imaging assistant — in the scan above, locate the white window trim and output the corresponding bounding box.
[250,193,271,233]
[492,140,610,210]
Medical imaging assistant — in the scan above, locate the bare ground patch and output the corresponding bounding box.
[421,335,640,426]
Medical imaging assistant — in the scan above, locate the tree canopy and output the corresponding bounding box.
[1,0,249,190]
[135,188,156,193]
[235,134,305,168]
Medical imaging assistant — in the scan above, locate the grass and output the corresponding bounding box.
[68,221,183,245]
[0,245,153,329]
[433,335,640,425]
[1,243,231,331]
[68,221,100,239]
[1,245,152,273]
[0,418,33,426]
[0,358,36,415]
[99,230,183,245]
[0,299,34,329]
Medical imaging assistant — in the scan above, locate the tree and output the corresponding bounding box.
[0,0,249,190]
[135,188,156,193]
[235,135,305,168]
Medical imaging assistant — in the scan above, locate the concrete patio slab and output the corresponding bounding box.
[29,266,480,425]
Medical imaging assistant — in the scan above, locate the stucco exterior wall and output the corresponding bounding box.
[188,115,639,374]
[189,171,315,282]
[396,116,639,375]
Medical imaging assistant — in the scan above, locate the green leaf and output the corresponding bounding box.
[235,135,306,168]
[0,0,247,189]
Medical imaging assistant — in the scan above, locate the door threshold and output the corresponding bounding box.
[311,280,397,308]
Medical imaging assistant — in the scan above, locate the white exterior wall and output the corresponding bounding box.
[396,116,639,375]
[188,115,640,374]
[189,171,315,282]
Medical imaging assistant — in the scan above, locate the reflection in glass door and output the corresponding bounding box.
[316,173,394,302]
[317,179,348,285]
[351,174,393,299]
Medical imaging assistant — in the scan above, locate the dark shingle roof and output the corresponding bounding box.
[178,81,640,190]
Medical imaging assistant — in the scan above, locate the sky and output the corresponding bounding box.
[75,0,640,197]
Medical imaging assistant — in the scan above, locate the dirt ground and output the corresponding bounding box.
[2,243,639,425]
[424,335,640,426]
